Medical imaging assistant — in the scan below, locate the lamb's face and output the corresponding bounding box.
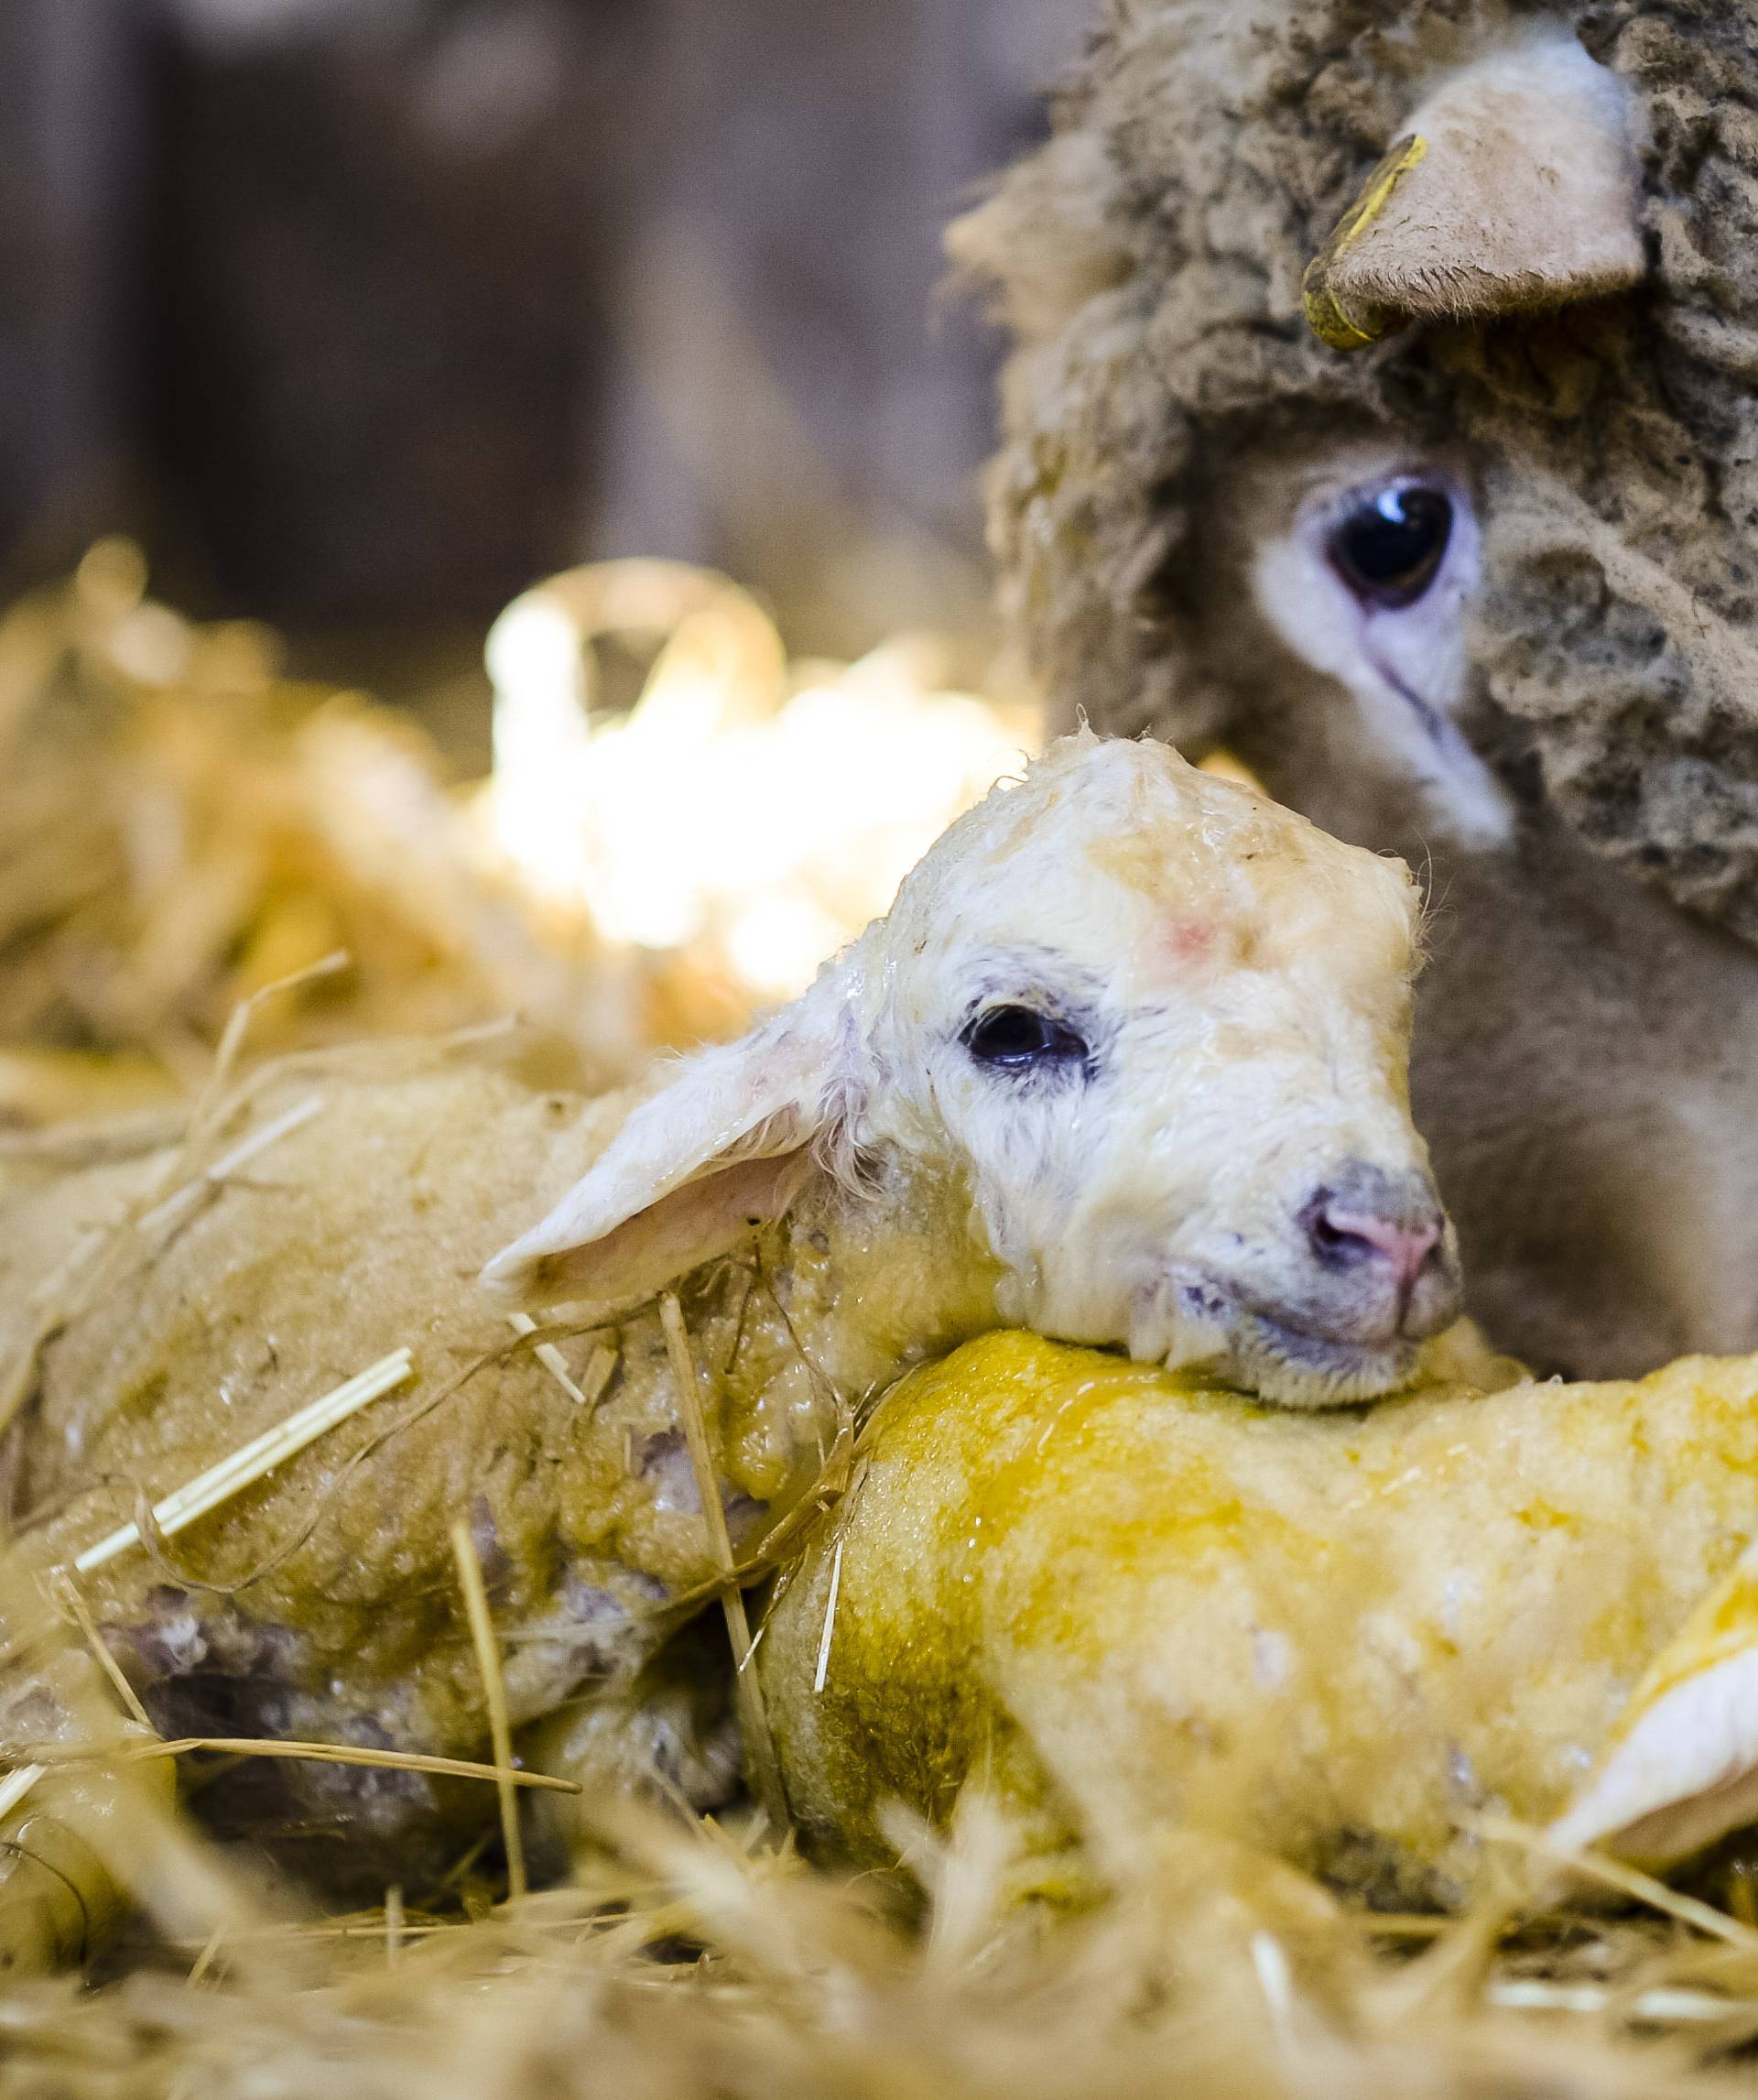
[485,736,1461,1408]
[861,737,1461,1405]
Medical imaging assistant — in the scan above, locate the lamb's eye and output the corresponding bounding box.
[962,1005,1089,1072]
[1328,485,1452,609]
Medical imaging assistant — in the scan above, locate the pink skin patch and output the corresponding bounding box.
[1136,918,1217,983]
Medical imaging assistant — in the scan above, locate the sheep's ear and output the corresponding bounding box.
[482,973,862,1311]
[1546,1546,1758,1869]
[1304,31,1644,351]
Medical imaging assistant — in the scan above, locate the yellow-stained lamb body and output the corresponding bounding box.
[764,1332,1758,1907]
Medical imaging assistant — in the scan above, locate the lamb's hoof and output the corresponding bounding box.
[0,1811,112,1972]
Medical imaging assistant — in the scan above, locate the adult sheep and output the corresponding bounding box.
[0,734,1462,1965]
[956,0,1758,1376]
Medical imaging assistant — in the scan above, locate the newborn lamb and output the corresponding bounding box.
[761,1331,1758,1913]
[489,730,1461,1408]
[0,733,1460,1963]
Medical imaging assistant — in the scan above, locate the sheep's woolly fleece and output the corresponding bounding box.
[954,0,1758,939]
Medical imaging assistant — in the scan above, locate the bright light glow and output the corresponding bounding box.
[485,561,1038,1006]
[487,601,595,901]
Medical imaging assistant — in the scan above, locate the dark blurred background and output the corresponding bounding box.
[2,0,1080,734]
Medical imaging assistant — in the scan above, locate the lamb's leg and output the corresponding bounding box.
[0,1756,174,1972]
[0,1615,145,1971]
[518,1617,742,1876]
[0,1555,234,1972]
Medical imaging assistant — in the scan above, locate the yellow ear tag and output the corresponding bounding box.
[1302,133,1428,351]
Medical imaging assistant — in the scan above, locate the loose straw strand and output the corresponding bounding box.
[16,1734,577,1794]
[135,1093,325,1238]
[659,1291,788,1835]
[451,1519,527,1902]
[71,1348,414,1574]
[197,952,349,1126]
[1472,1812,1758,1952]
[187,1921,227,1986]
[46,1569,154,1730]
[0,1765,43,1825]
[505,1312,615,1411]
[0,953,349,1444]
[813,1537,844,1695]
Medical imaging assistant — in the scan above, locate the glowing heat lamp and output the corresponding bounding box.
[484,560,1039,1006]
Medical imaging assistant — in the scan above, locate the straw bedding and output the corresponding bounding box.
[0,541,631,1109]
[0,1803,1755,2098]
[4,556,1758,2086]
[3,1065,1758,2091]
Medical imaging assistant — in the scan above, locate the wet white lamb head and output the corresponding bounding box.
[857,731,1459,1402]
[486,732,1460,1407]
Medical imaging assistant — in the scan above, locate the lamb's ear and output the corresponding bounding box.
[482,970,863,1311]
[1304,30,1644,351]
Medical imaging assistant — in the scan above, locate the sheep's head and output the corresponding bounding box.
[960,2,1758,941]
[484,735,1460,1408]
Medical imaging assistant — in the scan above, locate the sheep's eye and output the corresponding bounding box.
[962,1005,1089,1072]
[1328,485,1452,610]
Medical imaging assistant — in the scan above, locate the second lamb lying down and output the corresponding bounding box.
[0,733,1467,1962]
[760,1333,1758,1912]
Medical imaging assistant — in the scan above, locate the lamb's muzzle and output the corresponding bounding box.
[1300,1162,1454,1334]
[486,733,1462,1409]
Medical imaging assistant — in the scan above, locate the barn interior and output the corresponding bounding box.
[3,6,1758,2096]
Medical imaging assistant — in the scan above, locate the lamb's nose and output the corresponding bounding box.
[1308,1202,1440,1292]
[1300,1164,1445,1298]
